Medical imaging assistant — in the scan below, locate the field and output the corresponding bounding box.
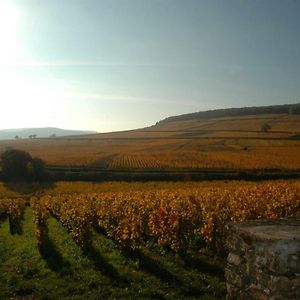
[1,110,300,298]
[1,180,299,299]
[1,114,300,170]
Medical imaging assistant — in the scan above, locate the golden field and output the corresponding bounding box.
[0,113,300,169]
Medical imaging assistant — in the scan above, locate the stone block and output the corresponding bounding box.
[245,283,269,300]
[228,252,242,266]
[226,218,300,299]
[269,275,291,293]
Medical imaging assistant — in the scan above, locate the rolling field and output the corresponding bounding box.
[0,114,300,170]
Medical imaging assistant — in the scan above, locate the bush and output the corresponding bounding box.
[0,149,47,182]
[261,123,271,132]
[289,104,300,115]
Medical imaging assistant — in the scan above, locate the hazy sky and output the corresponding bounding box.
[1,0,300,132]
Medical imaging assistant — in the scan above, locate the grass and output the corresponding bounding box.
[0,208,226,300]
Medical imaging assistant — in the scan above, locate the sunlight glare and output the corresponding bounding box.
[0,71,67,129]
[0,0,20,63]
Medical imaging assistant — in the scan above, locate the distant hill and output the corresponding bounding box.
[0,104,299,171]
[0,127,97,140]
[158,103,300,124]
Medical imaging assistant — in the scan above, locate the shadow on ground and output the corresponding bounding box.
[39,235,71,273]
[182,254,225,279]
[8,210,25,235]
[87,245,128,286]
[122,249,206,297]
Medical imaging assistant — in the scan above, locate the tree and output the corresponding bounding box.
[261,123,271,132]
[289,104,300,115]
[15,136,19,140]
[0,149,47,181]
[28,158,46,180]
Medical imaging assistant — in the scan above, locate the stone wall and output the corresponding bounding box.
[225,218,300,300]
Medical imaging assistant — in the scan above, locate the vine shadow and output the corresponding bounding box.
[39,235,71,273]
[181,253,225,279]
[122,248,209,297]
[122,248,182,286]
[8,209,25,235]
[87,245,128,286]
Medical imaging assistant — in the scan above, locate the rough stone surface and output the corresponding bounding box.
[225,218,300,300]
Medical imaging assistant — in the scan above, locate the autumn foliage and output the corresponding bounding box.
[27,181,300,255]
[1,181,299,255]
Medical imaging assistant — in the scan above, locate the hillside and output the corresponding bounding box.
[0,104,300,170]
[158,103,300,124]
[0,127,97,140]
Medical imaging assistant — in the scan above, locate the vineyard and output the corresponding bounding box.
[1,113,300,170]
[1,181,299,254]
[1,180,299,299]
[107,150,300,170]
[108,155,161,169]
[28,183,298,255]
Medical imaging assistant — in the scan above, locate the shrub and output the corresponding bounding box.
[261,123,271,132]
[0,149,47,182]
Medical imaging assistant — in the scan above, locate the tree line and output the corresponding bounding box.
[158,103,300,124]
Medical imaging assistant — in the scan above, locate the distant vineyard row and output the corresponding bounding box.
[101,151,300,170]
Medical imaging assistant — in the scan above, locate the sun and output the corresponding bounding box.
[0,0,20,63]
[0,71,67,129]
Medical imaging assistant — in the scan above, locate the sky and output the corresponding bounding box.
[0,0,300,132]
